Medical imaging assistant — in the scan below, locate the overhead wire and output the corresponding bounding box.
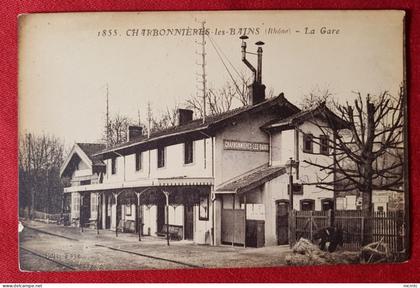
[206,34,246,98]
[208,34,243,80]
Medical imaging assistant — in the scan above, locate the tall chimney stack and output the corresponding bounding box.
[256,41,264,84]
[240,36,266,105]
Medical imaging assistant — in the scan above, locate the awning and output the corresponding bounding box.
[116,186,211,206]
[63,177,214,193]
[215,166,286,194]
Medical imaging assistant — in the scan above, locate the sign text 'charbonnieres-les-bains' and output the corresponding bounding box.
[223,139,269,152]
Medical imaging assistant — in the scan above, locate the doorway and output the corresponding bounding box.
[80,192,91,227]
[157,202,165,233]
[276,200,289,245]
[184,204,194,240]
[104,194,111,229]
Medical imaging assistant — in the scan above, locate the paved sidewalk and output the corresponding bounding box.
[19,220,292,270]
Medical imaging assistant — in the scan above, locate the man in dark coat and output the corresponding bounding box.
[313,227,344,252]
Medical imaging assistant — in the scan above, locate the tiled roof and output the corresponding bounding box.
[76,143,106,165]
[261,104,349,130]
[95,93,300,156]
[216,165,286,194]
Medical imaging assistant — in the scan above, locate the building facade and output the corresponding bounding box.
[61,91,348,247]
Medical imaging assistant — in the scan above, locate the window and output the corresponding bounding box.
[91,193,98,214]
[111,157,117,174]
[303,133,313,153]
[287,183,303,195]
[135,152,142,171]
[125,204,132,216]
[157,146,165,168]
[300,199,315,211]
[72,193,80,215]
[320,135,329,155]
[184,141,194,164]
[199,194,209,220]
[321,198,334,211]
[80,180,91,186]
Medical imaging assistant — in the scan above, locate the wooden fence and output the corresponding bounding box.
[19,209,64,223]
[291,210,405,253]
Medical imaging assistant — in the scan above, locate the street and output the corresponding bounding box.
[19,221,291,271]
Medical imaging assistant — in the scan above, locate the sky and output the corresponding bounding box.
[18,10,404,147]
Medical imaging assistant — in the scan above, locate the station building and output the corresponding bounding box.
[60,87,348,247]
[60,37,350,246]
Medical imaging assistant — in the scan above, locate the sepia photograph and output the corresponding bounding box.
[18,10,408,271]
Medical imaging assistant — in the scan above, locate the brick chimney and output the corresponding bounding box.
[248,82,266,105]
[177,109,193,126]
[128,125,143,141]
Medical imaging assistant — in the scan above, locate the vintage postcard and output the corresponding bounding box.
[18,10,408,271]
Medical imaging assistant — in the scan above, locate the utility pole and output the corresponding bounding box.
[196,21,207,123]
[201,21,207,123]
[147,102,152,178]
[147,102,152,138]
[196,21,208,169]
[137,108,141,127]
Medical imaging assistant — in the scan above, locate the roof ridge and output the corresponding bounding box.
[95,94,291,155]
[76,142,106,146]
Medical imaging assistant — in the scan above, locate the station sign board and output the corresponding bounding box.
[223,139,269,152]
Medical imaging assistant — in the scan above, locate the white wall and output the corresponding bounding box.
[194,203,213,245]
[214,113,272,186]
[142,205,157,236]
[280,129,295,165]
[110,202,117,230]
[90,192,99,220]
[168,205,184,226]
[103,138,213,184]
[262,120,336,245]
[71,192,80,221]
[120,204,136,221]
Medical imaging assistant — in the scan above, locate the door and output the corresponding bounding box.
[116,201,122,231]
[105,194,111,229]
[184,204,194,240]
[157,203,165,233]
[97,194,102,229]
[80,193,91,227]
[276,200,289,245]
[221,209,245,245]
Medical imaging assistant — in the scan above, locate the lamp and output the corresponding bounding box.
[285,157,298,248]
[285,157,298,210]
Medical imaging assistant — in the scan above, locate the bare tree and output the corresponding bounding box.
[301,88,404,212]
[300,88,334,110]
[186,76,251,118]
[19,133,65,217]
[207,83,236,115]
[104,113,136,146]
[151,105,179,132]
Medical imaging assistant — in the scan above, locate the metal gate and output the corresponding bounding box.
[221,209,245,245]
